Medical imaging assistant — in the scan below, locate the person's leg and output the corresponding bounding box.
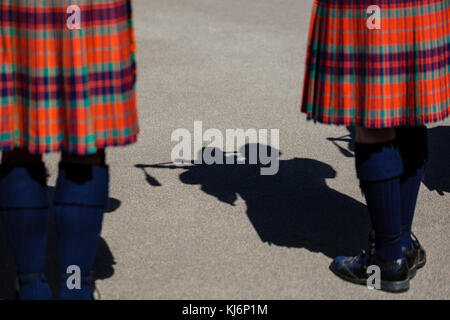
[396,126,428,250]
[0,149,52,300]
[54,150,108,300]
[330,127,410,292]
[355,127,404,262]
[394,126,428,277]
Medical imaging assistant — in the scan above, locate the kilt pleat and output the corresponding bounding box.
[0,0,139,155]
[301,0,450,128]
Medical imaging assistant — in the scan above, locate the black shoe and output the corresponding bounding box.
[330,252,410,293]
[403,246,418,279]
[329,232,410,293]
[404,233,426,279]
[412,232,426,269]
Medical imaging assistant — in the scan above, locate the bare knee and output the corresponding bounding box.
[1,149,43,165]
[355,127,396,144]
[61,150,106,165]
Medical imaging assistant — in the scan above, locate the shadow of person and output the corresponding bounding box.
[327,126,355,158]
[141,144,370,259]
[0,187,119,300]
[423,125,450,195]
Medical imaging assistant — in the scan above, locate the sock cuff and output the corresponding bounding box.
[396,126,428,176]
[355,140,404,182]
[0,164,50,209]
[54,163,109,207]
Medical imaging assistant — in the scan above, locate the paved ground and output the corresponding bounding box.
[1,0,449,299]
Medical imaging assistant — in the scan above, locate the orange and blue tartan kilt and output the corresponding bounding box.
[301,0,450,128]
[0,0,138,155]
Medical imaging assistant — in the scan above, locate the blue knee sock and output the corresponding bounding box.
[54,162,109,300]
[355,141,404,262]
[399,167,424,249]
[0,164,52,300]
[396,127,428,249]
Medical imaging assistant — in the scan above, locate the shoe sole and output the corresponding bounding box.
[380,279,410,293]
[329,264,410,294]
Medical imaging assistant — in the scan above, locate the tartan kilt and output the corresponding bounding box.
[0,0,138,155]
[301,0,450,128]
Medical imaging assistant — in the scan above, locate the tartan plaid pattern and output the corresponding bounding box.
[0,0,138,155]
[301,0,450,128]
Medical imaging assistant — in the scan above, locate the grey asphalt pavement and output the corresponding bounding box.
[1,0,449,299]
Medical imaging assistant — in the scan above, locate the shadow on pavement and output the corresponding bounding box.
[137,144,371,259]
[327,126,355,158]
[0,188,119,300]
[327,125,450,195]
[423,126,450,195]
